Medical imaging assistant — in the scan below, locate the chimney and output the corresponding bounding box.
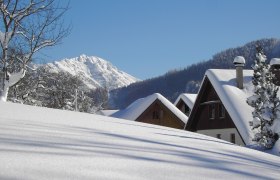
[233,56,246,89]
[270,58,280,86]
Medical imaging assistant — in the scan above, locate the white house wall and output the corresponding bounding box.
[197,128,245,146]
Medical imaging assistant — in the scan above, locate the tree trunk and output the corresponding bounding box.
[0,69,26,102]
[0,80,10,102]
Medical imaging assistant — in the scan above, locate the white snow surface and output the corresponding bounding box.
[233,56,246,65]
[42,54,139,90]
[174,93,197,109]
[97,109,119,116]
[270,58,280,65]
[1,102,280,179]
[112,93,188,123]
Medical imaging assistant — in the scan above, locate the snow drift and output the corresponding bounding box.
[0,102,280,179]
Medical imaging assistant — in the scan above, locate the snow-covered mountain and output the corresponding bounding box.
[43,54,139,90]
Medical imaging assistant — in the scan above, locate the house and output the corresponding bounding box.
[185,57,258,146]
[174,93,197,116]
[111,93,188,129]
[270,58,280,86]
[185,57,280,146]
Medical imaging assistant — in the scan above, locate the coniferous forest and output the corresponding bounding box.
[109,38,280,109]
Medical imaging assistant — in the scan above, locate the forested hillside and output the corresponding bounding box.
[110,38,280,109]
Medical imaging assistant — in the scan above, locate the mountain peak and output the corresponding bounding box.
[77,54,96,61]
[44,55,139,90]
[77,54,88,62]
[79,54,88,58]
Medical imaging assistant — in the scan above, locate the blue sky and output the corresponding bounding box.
[40,0,280,80]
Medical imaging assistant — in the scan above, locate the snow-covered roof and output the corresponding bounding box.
[204,69,254,145]
[111,93,188,123]
[174,93,197,109]
[270,58,280,65]
[96,110,119,116]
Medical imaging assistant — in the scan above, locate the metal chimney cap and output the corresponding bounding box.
[233,56,246,66]
[270,58,280,65]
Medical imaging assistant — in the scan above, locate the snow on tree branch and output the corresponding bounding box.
[0,0,70,102]
[247,45,279,149]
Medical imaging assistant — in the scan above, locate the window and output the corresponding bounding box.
[185,106,191,116]
[209,104,215,119]
[216,134,221,139]
[218,104,225,118]
[153,111,159,119]
[180,104,185,113]
[231,133,235,143]
[159,110,163,119]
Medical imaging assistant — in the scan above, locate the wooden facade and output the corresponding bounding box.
[185,77,245,145]
[136,99,185,129]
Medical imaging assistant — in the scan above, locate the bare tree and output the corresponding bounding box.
[0,0,69,101]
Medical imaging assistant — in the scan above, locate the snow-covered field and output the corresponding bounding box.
[0,102,280,180]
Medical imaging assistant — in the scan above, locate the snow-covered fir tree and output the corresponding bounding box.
[247,46,279,149]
